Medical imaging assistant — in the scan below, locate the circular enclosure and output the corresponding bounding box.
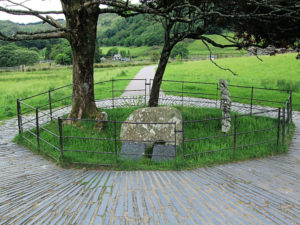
[16,79,293,169]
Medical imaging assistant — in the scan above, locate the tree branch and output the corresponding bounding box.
[0,0,64,29]
[201,40,238,76]
[0,30,65,41]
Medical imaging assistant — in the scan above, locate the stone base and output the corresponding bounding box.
[120,143,146,160]
[152,144,177,162]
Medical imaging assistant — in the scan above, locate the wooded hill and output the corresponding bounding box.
[0,14,233,66]
[0,13,223,49]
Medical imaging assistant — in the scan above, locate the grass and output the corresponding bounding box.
[186,34,246,57]
[15,106,294,170]
[162,53,300,110]
[0,66,142,120]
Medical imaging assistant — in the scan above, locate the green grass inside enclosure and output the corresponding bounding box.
[0,66,142,120]
[162,53,300,110]
[15,106,294,170]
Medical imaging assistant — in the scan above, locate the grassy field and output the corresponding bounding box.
[15,106,294,170]
[1,53,299,121]
[162,53,300,110]
[186,35,246,57]
[0,66,142,120]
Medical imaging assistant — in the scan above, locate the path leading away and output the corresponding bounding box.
[0,67,299,224]
[121,65,164,97]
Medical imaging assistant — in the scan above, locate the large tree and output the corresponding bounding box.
[145,0,300,107]
[0,0,299,117]
[0,0,136,122]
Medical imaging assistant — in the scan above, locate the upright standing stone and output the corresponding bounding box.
[219,79,232,133]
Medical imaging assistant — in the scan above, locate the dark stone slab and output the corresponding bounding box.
[120,143,146,160]
[152,144,177,162]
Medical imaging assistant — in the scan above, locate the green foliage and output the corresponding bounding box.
[120,50,127,58]
[98,14,164,47]
[106,47,119,57]
[49,40,72,61]
[151,51,160,62]
[44,45,51,60]
[94,41,101,63]
[0,43,39,66]
[171,43,189,59]
[276,80,300,93]
[55,53,72,65]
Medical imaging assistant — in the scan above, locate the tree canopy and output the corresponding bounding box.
[0,43,39,67]
[0,0,299,120]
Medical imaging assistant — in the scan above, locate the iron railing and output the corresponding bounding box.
[16,79,293,166]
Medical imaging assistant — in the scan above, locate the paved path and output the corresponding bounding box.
[121,65,164,97]
[0,67,299,224]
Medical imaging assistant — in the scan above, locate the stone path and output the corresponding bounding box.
[0,67,299,224]
[121,65,164,97]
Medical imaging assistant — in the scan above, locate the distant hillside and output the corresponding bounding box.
[0,19,64,35]
[0,14,164,47]
[97,14,164,47]
[0,14,243,62]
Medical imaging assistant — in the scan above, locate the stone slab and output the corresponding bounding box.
[119,143,146,160]
[152,144,177,162]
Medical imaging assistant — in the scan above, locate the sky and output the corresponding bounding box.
[0,0,64,24]
[0,0,139,24]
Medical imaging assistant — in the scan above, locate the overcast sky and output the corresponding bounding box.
[0,0,139,24]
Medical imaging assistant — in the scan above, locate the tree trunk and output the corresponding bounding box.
[61,1,102,121]
[148,44,172,107]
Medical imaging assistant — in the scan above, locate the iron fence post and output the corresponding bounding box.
[290,91,293,122]
[58,117,64,161]
[277,108,281,146]
[174,123,177,166]
[182,121,185,165]
[48,90,53,121]
[250,87,254,115]
[112,79,114,109]
[144,79,147,106]
[35,108,40,151]
[216,83,219,107]
[282,107,285,145]
[17,99,22,135]
[233,115,237,159]
[114,120,118,164]
[287,101,290,134]
[181,81,184,107]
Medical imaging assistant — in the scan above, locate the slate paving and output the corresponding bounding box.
[0,99,299,224]
[0,66,299,224]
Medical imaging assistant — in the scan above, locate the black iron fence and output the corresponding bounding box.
[16,79,293,166]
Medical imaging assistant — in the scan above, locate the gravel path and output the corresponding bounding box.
[0,66,299,224]
[121,65,165,97]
